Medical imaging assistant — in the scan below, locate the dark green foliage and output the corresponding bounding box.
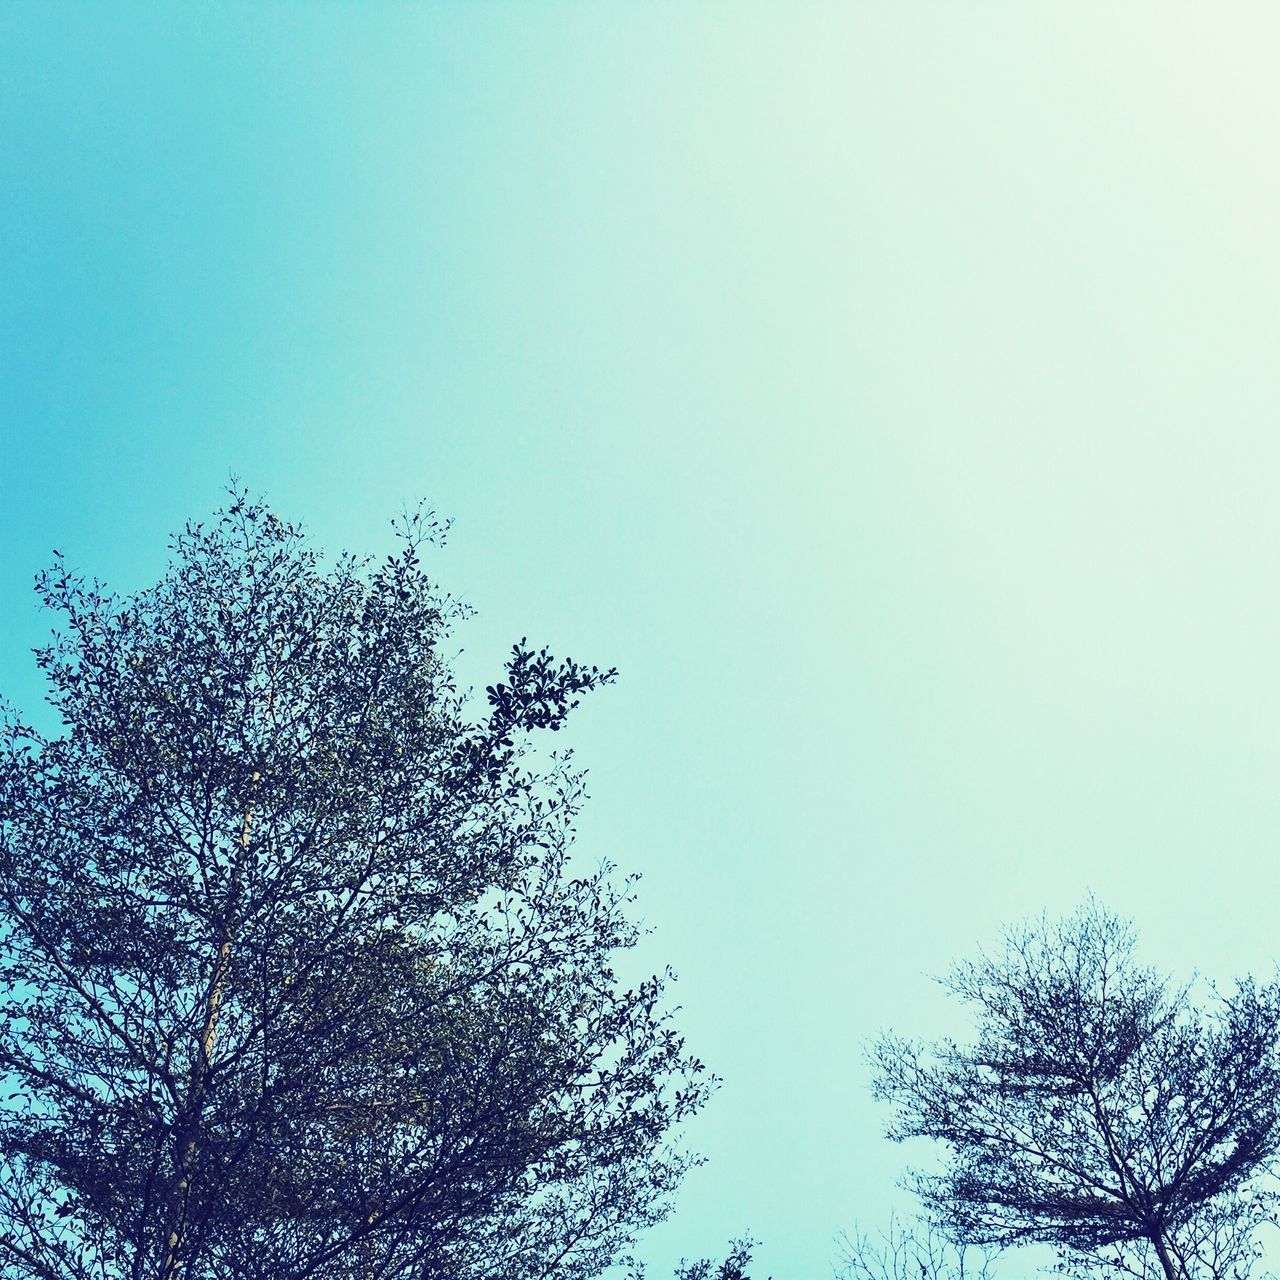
[873,903,1280,1280]
[0,494,709,1280]
[626,1239,763,1280]
[671,1242,759,1280]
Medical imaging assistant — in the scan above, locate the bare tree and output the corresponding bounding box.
[837,1217,997,1280]
[872,902,1280,1280]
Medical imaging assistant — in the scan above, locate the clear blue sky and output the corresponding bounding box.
[5,6,1280,1274]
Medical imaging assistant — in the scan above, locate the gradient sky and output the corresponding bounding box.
[6,5,1280,1275]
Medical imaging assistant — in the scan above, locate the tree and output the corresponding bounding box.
[626,1239,764,1280]
[837,1216,996,1280]
[0,493,710,1280]
[872,902,1280,1280]
[669,1241,758,1280]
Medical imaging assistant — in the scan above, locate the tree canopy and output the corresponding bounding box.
[0,494,709,1280]
[873,903,1280,1280]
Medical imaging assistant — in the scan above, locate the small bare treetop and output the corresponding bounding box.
[837,1216,998,1280]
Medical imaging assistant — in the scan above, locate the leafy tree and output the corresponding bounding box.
[873,902,1280,1280]
[0,493,710,1280]
[669,1242,759,1280]
[626,1239,763,1280]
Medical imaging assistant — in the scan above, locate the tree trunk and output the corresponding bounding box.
[157,779,257,1280]
[1151,1231,1183,1280]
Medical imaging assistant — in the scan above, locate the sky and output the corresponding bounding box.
[5,4,1280,1274]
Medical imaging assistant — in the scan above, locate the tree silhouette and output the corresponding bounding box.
[873,903,1280,1280]
[0,493,709,1280]
[837,1216,996,1280]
